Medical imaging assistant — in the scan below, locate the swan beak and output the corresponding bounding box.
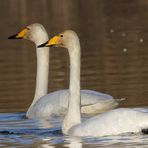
[38,36,60,48]
[37,41,49,48]
[8,28,28,39]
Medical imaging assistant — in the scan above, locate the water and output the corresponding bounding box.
[0,112,62,147]
[1,0,148,111]
[0,112,148,147]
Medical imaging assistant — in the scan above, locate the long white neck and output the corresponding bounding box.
[62,38,81,134]
[33,46,49,105]
[29,32,49,106]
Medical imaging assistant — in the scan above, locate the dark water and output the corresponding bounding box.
[0,0,148,111]
[1,0,148,147]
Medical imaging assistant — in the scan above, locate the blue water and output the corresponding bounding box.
[0,112,148,147]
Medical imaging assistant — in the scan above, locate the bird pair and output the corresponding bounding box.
[9,23,148,137]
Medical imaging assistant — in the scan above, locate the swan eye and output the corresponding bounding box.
[27,28,30,30]
[60,35,63,37]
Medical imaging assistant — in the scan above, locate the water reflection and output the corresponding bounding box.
[39,145,55,148]
[0,112,148,147]
[64,137,82,148]
[38,134,148,148]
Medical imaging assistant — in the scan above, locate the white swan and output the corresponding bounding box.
[38,30,148,137]
[8,23,123,119]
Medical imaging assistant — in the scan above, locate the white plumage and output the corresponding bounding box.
[69,108,148,137]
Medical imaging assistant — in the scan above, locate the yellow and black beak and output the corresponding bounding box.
[37,41,50,48]
[8,28,28,39]
[38,35,60,48]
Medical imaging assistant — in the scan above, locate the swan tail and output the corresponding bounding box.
[115,98,126,103]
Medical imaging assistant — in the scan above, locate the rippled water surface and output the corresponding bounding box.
[0,112,148,147]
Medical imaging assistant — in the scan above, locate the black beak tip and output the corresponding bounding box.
[37,44,45,48]
[8,34,17,39]
[8,34,23,39]
[37,42,48,48]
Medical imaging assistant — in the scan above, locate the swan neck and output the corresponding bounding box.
[30,32,49,106]
[32,46,49,105]
[62,39,81,134]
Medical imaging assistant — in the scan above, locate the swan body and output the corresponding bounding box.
[27,89,118,118]
[69,108,148,137]
[39,30,148,137]
[9,23,122,119]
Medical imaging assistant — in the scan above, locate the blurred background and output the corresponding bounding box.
[1,0,148,112]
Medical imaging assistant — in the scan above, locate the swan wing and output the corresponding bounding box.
[80,90,119,114]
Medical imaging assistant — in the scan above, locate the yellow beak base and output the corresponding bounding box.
[8,28,28,39]
[46,35,60,46]
[37,35,60,48]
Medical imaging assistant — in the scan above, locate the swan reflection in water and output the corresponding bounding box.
[39,137,82,148]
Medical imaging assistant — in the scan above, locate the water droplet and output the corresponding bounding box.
[122,32,126,37]
[123,48,127,52]
[110,29,114,33]
[139,38,144,43]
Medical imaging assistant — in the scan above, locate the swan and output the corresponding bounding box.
[38,30,148,137]
[8,23,123,119]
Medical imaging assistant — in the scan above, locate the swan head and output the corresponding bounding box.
[8,23,48,45]
[38,30,79,50]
